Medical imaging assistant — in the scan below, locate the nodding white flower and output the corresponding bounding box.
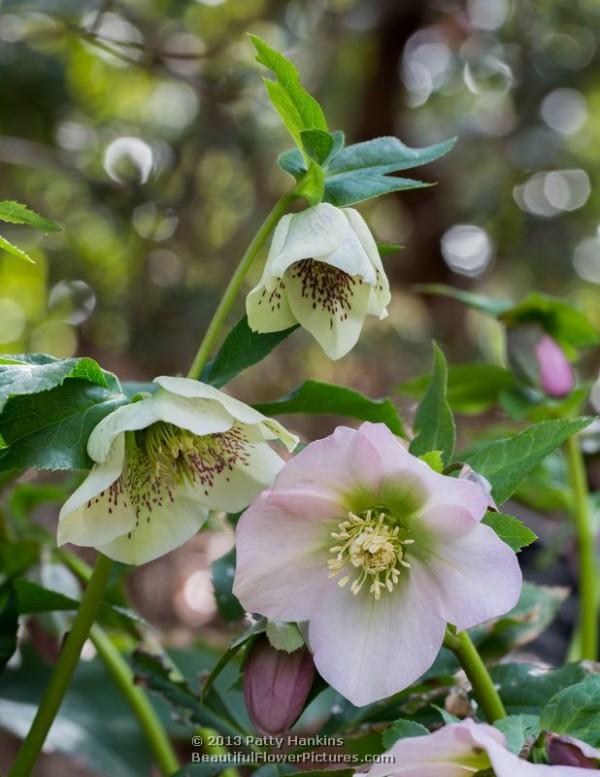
[234,423,521,706]
[246,203,391,360]
[58,377,297,565]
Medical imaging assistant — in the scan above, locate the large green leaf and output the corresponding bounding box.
[0,353,120,411]
[400,363,517,415]
[490,663,591,715]
[541,675,600,746]
[481,511,537,552]
[463,417,593,505]
[0,379,128,471]
[0,233,34,263]
[254,379,405,436]
[202,316,297,388]
[250,35,327,153]
[0,200,60,232]
[494,715,540,754]
[409,343,455,465]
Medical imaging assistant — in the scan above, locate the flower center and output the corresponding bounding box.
[290,259,359,326]
[328,510,414,600]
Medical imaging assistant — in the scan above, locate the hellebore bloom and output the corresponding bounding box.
[360,720,597,777]
[246,203,391,360]
[506,324,574,398]
[233,423,521,706]
[58,377,297,565]
[243,636,316,735]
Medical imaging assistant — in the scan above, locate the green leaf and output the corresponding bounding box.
[300,129,334,164]
[211,548,244,622]
[254,379,405,436]
[464,417,593,505]
[250,35,327,152]
[491,663,591,715]
[202,316,298,389]
[400,363,517,415]
[0,379,128,471]
[541,675,600,746]
[482,511,537,552]
[382,719,428,749]
[419,450,444,472]
[295,160,325,205]
[494,715,540,754]
[377,242,404,256]
[0,590,18,676]
[0,233,34,263]
[409,343,455,465]
[0,201,61,232]
[414,284,513,317]
[0,540,40,586]
[266,621,304,653]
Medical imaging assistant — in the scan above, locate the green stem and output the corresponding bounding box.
[565,435,598,660]
[187,190,298,379]
[90,625,179,775]
[9,554,114,777]
[444,629,506,722]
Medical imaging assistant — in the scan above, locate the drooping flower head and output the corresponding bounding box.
[246,203,391,360]
[58,377,297,565]
[360,720,598,776]
[234,423,521,706]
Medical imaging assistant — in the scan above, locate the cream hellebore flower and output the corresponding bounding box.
[360,719,598,776]
[58,377,297,565]
[246,203,391,360]
[233,423,521,706]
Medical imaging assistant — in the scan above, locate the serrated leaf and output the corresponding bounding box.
[254,379,405,436]
[541,675,600,746]
[201,316,298,388]
[0,379,128,471]
[0,233,34,263]
[400,363,517,415]
[382,719,428,749]
[251,35,327,153]
[415,284,512,316]
[409,343,455,465]
[0,200,60,232]
[0,353,120,411]
[482,511,537,552]
[464,417,593,505]
[494,715,541,754]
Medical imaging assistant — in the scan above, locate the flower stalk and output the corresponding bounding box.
[565,434,598,660]
[444,628,506,723]
[187,189,298,379]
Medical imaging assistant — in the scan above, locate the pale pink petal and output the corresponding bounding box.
[356,423,488,521]
[485,738,594,776]
[535,335,574,398]
[418,505,522,631]
[233,494,332,622]
[307,561,447,706]
[366,720,504,777]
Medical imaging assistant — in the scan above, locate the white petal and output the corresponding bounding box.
[308,561,447,706]
[285,266,371,359]
[246,279,296,333]
[88,393,233,463]
[97,483,210,564]
[153,377,298,451]
[57,436,137,548]
[343,209,391,316]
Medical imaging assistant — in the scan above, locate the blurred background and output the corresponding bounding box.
[1,0,600,773]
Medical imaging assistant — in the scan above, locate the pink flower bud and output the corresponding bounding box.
[547,734,599,768]
[507,325,574,398]
[243,637,315,735]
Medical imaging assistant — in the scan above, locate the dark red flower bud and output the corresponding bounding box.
[547,734,599,768]
[243,637,315,735]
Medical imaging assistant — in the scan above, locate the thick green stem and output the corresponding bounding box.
[90,625,179,775]
[565,435,598,660]
[187,190,298,379]
[9,553,114,777]
[444,629,506,722]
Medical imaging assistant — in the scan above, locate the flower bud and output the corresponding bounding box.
[506,325,574,398]
[243,637,315,735]
[547,734,599,768]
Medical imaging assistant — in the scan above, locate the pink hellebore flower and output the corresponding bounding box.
[233,423,522,706]
[361,720,598,777]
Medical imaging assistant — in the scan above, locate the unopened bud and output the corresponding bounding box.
[507,325,574,398]
[547,734,599,768]
[243,636,315,735]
